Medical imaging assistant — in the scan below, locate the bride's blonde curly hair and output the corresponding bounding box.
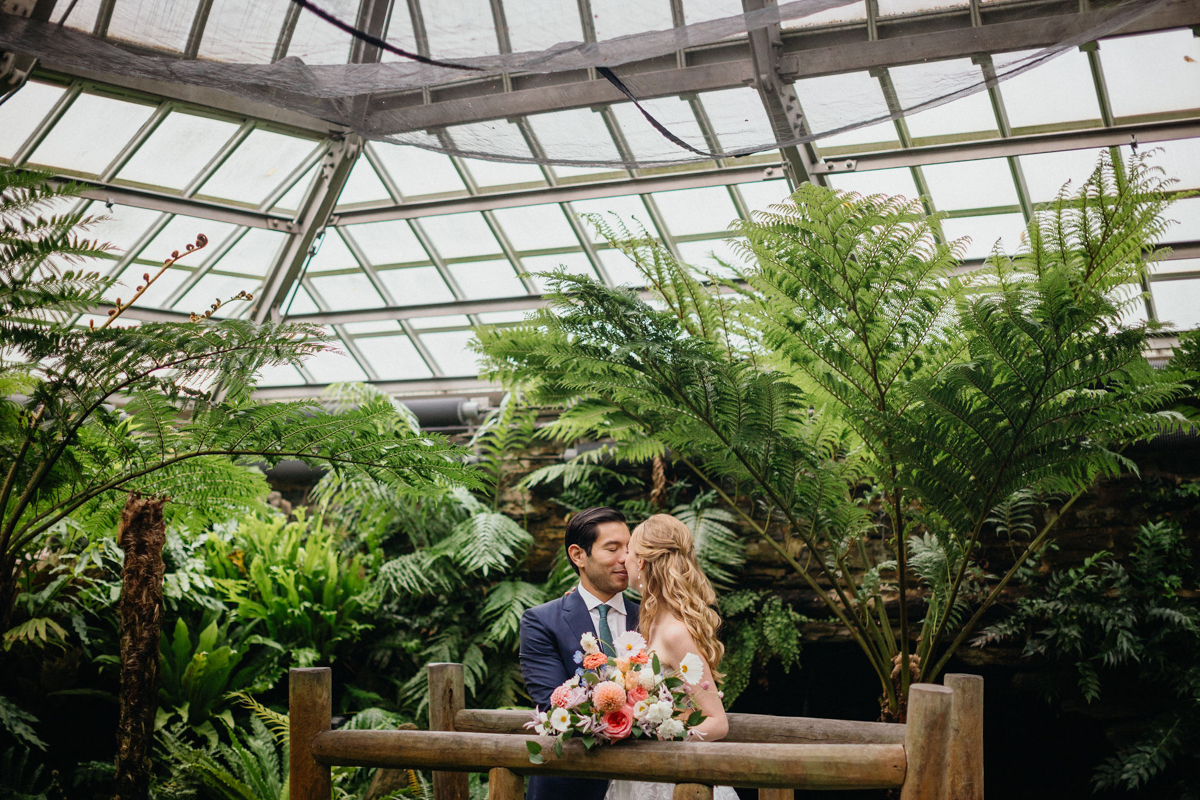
[632,514,724,676]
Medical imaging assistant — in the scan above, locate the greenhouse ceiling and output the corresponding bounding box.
[0,0,1198,399]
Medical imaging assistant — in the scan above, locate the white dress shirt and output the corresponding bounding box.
[576,582,627,641]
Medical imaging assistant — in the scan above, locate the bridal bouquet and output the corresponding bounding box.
[525,630,708,762]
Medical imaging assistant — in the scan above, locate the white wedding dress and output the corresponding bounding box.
[605,780,738,800]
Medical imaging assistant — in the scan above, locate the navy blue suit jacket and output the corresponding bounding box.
[520,589,640,800]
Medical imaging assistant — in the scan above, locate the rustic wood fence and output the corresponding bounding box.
[289,665,984,800]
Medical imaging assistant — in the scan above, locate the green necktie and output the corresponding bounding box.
[597,604,614,656]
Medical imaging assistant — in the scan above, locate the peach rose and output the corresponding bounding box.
[616,657,631,673]
[602,705,635,740]
[624,671,640,691]
[627,685,648,705]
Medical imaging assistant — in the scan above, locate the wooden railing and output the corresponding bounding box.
[289,665,984,800]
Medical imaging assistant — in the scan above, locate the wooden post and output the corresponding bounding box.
[899,684,954,800]
[758,791,795,800]
[945,674,984,800]
[290,668,332,800]
[429,663,470,800]
[487,767,524,800]
[673,785,713,800]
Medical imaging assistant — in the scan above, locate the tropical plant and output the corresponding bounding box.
[978,520,1200,797]
[717,590,808,706]
[474,149,1192,717]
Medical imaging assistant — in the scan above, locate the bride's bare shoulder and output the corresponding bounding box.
[654,613,694,650]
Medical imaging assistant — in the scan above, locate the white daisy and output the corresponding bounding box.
[580,632,600,655]
[550,706,571,732]
[613,630,647,656]
[678,652,704,685]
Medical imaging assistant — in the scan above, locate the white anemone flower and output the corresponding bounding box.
[580,632,600,655]
[613,630,647,657]
[550,706,572,732]
[677,652,704,685]
[632,699,651,720]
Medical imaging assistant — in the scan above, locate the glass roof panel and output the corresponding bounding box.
[210,228,287,277]
[1113,283,1148,328]
[198,0,291,62]
[308,272,386,311]
[0,81,66,160]
[921,159,1019,211]
[307,228,359,273]
[460,156,547,188]
[446,259,526,299]
[336,158,393,207]
[505,0,586,52]
[285,284,320,315]
[699,88,775,153]
[598,248,648,287]
[736,180,792,212]
[303,345,371,383]
[877,0,967,15]
[651,187,739,235]
[354,335,433,380]
[569,196,653,241]
[829,167,921,201]
[82,203,163,255]
[106,0,200,52]
[796,72,898,148]
[941,212,1026,259]
[1154,138,1200,191]
[28,93,156,175]
[1152,278,1200,330]
[377,266,456,306]
[424,0,500,58]
[490,205,580,250]
[342,321,403,334]
[340,221,430,265]
[784,1,866,28]
[173,273,261,318]
[419,213,502,258]
[683,0,743,24]
[255,362,308,387]
[888,60,998,139]
[447,120,547,186]
[141,216,239,269]
[994,48,1101,130]
[410,315,472,330]
[117,112,240,191]
[528,109,622,176]
[591,0,673,40]
[676,237,746,278]
[371,143,467,198]
[1151,257,1200,276]
[1100,30,1200,119]
[380,2,420,62]
[611,98,709,161]
[522,252,599,292]
[52,0,102,30]
[1165,197,1200,242]
[419,330,481,376]
[198,130,320,205]
[1018,148,1107,203]
[271,164,318,214]
[286,0,355,64]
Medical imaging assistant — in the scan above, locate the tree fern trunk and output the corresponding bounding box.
[114,493,167,800]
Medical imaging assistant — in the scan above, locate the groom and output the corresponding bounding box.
[520,506,640,800]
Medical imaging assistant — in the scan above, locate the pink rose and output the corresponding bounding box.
[602,705,635,740]
[627,685,648,705]
[550,685,572,708]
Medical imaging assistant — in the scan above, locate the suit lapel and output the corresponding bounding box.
[562,589,597,642]
[626,599,639,633]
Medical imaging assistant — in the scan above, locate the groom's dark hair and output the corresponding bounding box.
[564,507,627,573]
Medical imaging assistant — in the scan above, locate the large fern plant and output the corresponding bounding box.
[475,150,1191,717]
[0,166,477,629]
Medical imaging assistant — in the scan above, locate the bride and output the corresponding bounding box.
[605,514,738,800]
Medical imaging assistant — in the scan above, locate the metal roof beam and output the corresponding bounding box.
[367,0,1200,134]
[253,376,499,400]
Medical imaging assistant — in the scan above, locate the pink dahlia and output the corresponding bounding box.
[593,680,627,713]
